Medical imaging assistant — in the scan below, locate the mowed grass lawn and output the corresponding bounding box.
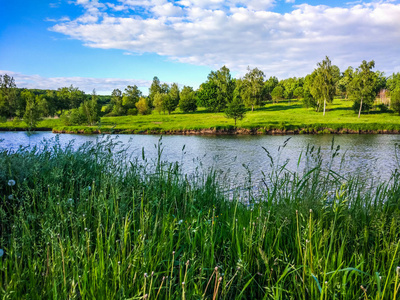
[91,99,400,133]
[1,98,400,133]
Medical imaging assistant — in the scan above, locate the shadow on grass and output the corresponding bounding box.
[260,104,303,112]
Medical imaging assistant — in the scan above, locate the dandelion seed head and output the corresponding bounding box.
[0,249,4,257]
[8,194,13,200]
[8,179,15,186]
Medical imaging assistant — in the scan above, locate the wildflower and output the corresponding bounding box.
[182,282,185,285]
[67,198,73,204]
[144,273,148,278]
[151,271,154,276]
[8,195,13,200]
[397,266,400,276]
[8,179,15,186]
[0,249,4,257]
[178,220,183,225]
[84,228,88,231]
[88,186,91,191]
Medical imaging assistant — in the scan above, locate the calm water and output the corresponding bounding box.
[1,132,400,186]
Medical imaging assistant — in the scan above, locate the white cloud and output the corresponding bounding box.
[50,1,400,78]
[0,70,152,94]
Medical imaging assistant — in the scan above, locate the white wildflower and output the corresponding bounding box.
[8,195,13,200]
[8,180,15,186]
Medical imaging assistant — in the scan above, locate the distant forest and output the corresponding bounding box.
[1,56,400,127]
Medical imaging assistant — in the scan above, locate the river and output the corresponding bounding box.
[1,132,399,187]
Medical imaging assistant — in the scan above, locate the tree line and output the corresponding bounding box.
[1,56,400,127]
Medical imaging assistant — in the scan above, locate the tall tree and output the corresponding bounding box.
[82,89,100,125]
[122,85,142,111]
[348,60,377,118]
[196,81,219,112]
[135,97,151,115]
[271,85,284,103]
[148,76,162,108]
[22,91,41,129]
[168,83,180,109]
[206,66,235,111]
[310,56,335,116]
[264,76,279,100]
[179,86,197,113]
[337,66,354,99]
[225,98,246,127]
[0,74,17,118]
[391,88,400,115]
[242,67,265,111]
[111,88,124,115]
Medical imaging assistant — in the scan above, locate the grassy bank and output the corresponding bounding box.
[1,99,400,134]
[1,137,400,299]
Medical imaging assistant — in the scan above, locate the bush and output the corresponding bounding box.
[127,108,138,115]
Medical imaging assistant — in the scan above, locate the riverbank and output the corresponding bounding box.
[2,99,400,134]
[1,137,400,299]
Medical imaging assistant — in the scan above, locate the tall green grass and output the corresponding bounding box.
[0,136,400,299]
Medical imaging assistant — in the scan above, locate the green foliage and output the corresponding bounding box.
[264,76,279,100]
[135,97,151,115]
[337,66,354,99]
[271,85,284,103]
[242,67,265,111]
[349,60,377,117]
[0,74,18,118]
[1,138,400,299]
[122,85,142,111]
[22,91,41,129]
[293,86,304,99]
[179,86,197,113]
[310,56,336,115]
[148,76,162,108]
[196,81,219,110]
[225,97,246,126]
[205,66,235,112]
[391,88,400,115]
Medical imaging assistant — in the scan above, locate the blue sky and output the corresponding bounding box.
[1,0,400,94]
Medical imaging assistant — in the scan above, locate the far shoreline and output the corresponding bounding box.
[2,126,400,135]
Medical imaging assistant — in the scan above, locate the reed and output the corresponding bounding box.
[0,136,399,299]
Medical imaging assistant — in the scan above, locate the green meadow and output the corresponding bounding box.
[1,137,400,299]
[1,99,400,134]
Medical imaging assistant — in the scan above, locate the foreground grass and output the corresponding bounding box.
[1,99,400,134]
[1,137,400,299]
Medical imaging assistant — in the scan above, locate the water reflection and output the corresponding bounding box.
[1,132,399,187]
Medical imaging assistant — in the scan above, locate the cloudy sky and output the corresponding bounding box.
[1,0,400,94]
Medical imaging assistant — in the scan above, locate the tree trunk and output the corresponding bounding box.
[323,98,326,116]
[358,97,363,118]
[234,118,237,127]
[251,105,254,112]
